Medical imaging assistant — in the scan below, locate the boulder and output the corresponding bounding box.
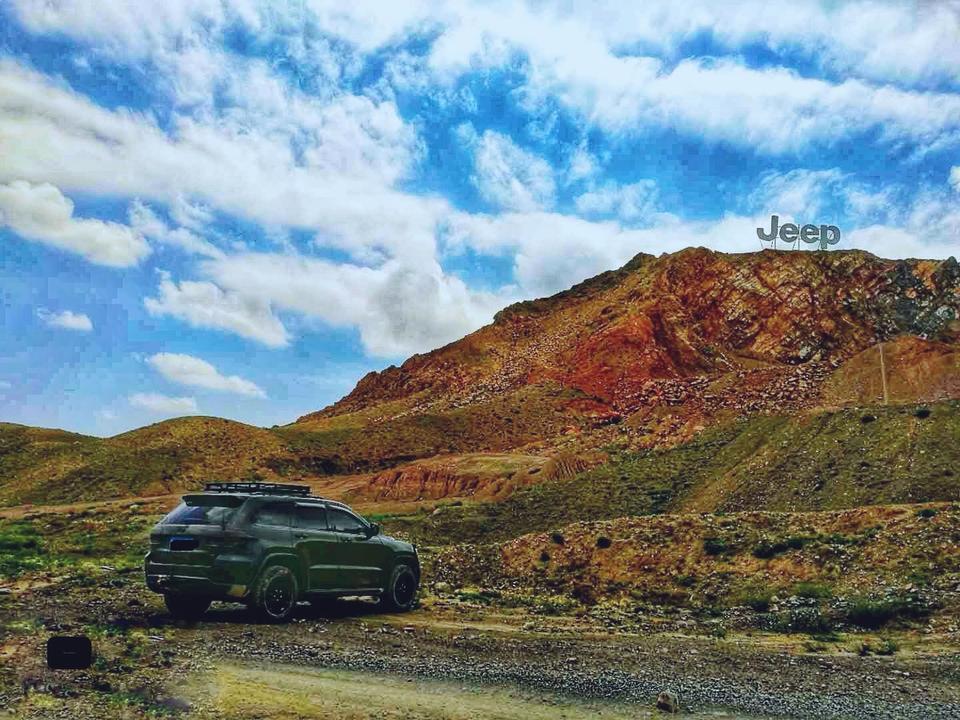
[656,689,680,713]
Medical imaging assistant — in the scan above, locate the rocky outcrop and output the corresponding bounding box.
[362,452,595,502]
[301,250,960,426]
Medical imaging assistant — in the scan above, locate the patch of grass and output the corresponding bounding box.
[752,535,811,559]
[793,582,834,600]
[0,510,160,580]
[0,520,47,576]
[455,588,502,605]
[739,588,774,612]
[858,638,899,656]
[843,594,933,629]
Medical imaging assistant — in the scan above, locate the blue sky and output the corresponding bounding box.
[0,1,958,436]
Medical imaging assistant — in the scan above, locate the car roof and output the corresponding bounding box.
[186,482,353,512]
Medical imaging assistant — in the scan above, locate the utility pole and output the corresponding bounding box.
[878,341,889,405]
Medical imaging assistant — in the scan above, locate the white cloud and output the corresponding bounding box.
[144,273,290,348]
[37,309,94,332]
[200,253,508,357]
[128,392,198,415]
[444,210,693,297]
[408,4,960,153]
[951,166,960,193]
[169,195,214,231]
[748,169,847,220]
[147,352,266,398]
[129,201,223,258]
[575,180,659,223]
[10,2,960,158]
[0,60,441,267]
[0,181,149,266]
[566,141,600,185]
[472,130,555,211]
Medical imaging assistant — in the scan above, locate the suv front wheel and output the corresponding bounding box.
[164,593,211,620]
[250,564,299,622]
[379,563,418,612]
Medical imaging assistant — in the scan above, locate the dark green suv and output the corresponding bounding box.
[144,482,419,622]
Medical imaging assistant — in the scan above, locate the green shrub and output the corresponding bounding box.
[844,594,932,629]
[735,585,774,612]
[917,508,938,519]
[703,536,729,556]
[775,607,833,634]
[752,535,811,559]
[793,582,833,600]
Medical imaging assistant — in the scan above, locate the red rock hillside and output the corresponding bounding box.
[298,249,960,434]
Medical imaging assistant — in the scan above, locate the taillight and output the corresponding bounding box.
[204,537,247,553]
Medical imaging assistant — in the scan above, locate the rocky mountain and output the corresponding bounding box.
[298,248,960,446]
[2,248,959,507]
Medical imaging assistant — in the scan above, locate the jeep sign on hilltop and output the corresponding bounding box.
[758,214,841,250]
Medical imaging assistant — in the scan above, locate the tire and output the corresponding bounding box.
[379,563,418,612]
[164,593,211,621]
[249,564,299,623]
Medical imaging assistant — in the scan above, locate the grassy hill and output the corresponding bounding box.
[383,400,960,546]
[429,502,960,624]
[0,383,595,506]
[2,249,959,509]
[0,417,291,506]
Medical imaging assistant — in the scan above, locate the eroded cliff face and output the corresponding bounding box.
[362,452,596,503]
[301,249,960,425]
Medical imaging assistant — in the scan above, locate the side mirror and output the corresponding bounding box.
[366,523,380,537]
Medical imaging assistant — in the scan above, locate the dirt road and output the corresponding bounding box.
[3,571,960,720]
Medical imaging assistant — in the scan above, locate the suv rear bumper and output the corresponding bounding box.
[144,553,251,600]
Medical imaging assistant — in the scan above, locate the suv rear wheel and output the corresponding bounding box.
[250,564,298,622]
[164,594,211,620]
[379,563,418,612]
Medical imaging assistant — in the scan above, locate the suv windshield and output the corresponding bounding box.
[163,500,239,526]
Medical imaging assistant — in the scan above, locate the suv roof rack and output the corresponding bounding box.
[203,482,312,497]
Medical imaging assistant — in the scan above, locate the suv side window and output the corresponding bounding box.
[327,507,366,533]
[295,504,327,531]
[253,502,293,527]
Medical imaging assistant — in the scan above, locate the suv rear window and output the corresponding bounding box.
[163,500,239,526]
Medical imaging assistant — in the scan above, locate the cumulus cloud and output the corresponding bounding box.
[471,130,555,211]
[129,201,223,258]
[418,4,960,153]
[37,309,93,332]
[575,181,660,223]
[199,253,509,357]
[144,273,290,348]
[128,392,198,415]
[10,2,960,158]
[0,180,149,266]
[444,210,698,297]
[0,60,441,266]
[4,0,959,373]
[146,352,266,398]
[951,166,960,193]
